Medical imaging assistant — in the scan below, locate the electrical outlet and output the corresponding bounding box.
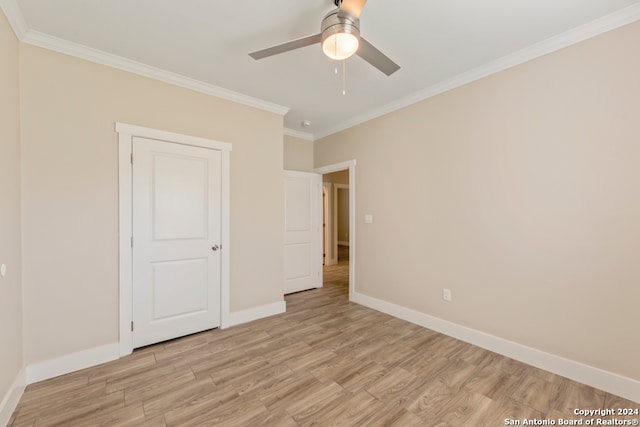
[443,288,452,302]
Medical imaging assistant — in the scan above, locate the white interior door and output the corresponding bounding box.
[132,136,221,348]
[284,170,322,294]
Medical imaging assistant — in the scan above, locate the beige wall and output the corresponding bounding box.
[337,188,349,243]
[284,134,314,171]
[19,44,285,364]
[315,22,640,380]
[0,9,23,402]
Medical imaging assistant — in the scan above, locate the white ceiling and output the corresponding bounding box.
[7,0,640,139]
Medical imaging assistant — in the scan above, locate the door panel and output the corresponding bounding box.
[284,243,312,279]
[133,137,221,348]
[151,258,208,320]
[153,155,208,240]
[284,171,322,294]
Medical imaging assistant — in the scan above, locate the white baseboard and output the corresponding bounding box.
[25,343,120,385]
[0,367,25,427]
[223,300,286,329]
[351,291,640,403]
[19,300,285,387]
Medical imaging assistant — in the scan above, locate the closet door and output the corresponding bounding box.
[284,170,322,294]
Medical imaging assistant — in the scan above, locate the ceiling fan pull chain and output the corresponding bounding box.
[342,59,347,95]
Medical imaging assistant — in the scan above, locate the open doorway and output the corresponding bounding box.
[317,163,354,298]
[316,160,356,299]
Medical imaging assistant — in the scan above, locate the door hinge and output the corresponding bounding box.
[131,321,134,331]
[131,236,133,248]
[130,153,133,164]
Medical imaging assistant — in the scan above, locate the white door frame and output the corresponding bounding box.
[116,122,231,357]
[322,182,336,266]
[315,160,356,299]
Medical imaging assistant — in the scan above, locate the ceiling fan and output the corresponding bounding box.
[249,0,400,76]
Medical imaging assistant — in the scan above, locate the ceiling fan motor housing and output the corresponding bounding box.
[322,9,360,39]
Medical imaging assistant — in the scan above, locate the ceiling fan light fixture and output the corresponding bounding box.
[322,32,359,60]
[321,9,360,60]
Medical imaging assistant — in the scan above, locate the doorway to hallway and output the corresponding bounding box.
[321,169,350,294]
[315,160,356,300]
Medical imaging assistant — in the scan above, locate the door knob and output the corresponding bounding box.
[211,245,219,251]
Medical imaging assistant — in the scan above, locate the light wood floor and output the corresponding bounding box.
[9,260,637,426]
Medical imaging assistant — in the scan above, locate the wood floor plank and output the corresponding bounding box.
[283,381,346,426]
[509,374,560,414]
[105,362,176,395]
[12,381,107,423]
[123,368,196,406]
[141,376,216,420]
[551,379,606,414]
[18,373,89,405]
[231,362,296,399]
[334,359,388,394]
[463,364,519,401]
[481,396,547,426]
[10,258,637,426]
[259,372,322,412]
[365,366,426,404]
[161,383,239,426]
[316,389,382,425]
[34,390,125,427]
[426,389,494,426]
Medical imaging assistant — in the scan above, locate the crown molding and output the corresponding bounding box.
[284,128,314,141]
[0,0,27,39]
[3,0,639,139]
[16,29,289,117]
[313,2,640,140]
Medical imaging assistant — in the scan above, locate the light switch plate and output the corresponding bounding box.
[365,214,373,224]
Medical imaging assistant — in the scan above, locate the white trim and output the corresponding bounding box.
[284,128,314,142]
[322,182,336,266]
[0,0,27,39]
[25,344,119,385]
[313,3,640,140]
[219,149,231,329]
[315,161,356,175]
[224,301,286,328]
[117,128,133,356]
[116,122,232,354]
[18,31,289,117]
[315,160,356,299]
[351,291,640,403]
[116,123,233,152]
[0,368,25,427]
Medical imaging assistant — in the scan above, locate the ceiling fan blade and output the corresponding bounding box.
[339,0,367,19]
[357,37,400,76]
[249,34,322,60]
